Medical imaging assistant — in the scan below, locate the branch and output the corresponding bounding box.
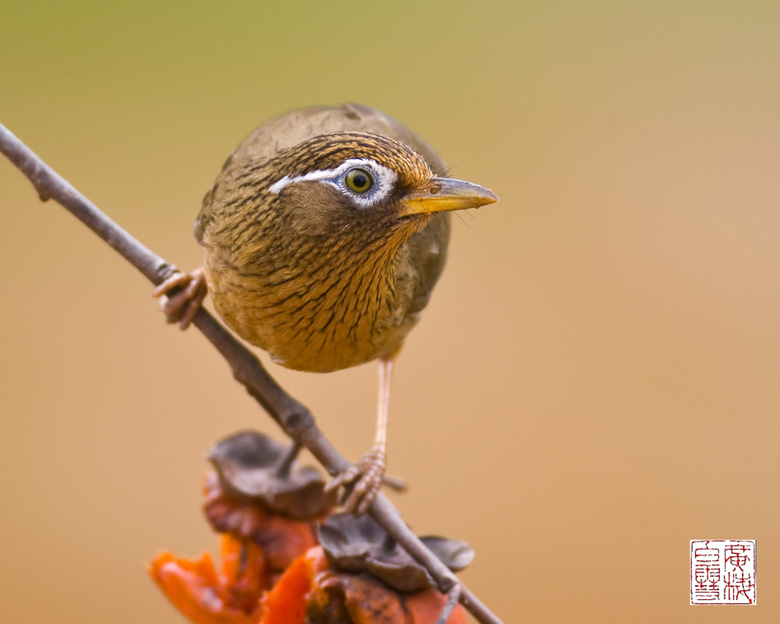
[0,122,503,624]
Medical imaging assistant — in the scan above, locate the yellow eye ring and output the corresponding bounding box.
[345,168,374,193]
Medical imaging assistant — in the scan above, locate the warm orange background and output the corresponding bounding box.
[2,2,779,623]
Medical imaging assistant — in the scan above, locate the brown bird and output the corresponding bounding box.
[155,104,497,514]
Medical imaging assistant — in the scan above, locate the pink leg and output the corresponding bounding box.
[326,356,395,515]
[152,267,208,330]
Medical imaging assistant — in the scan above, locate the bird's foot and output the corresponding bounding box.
[326,447,387,516]
[152,268,207,329]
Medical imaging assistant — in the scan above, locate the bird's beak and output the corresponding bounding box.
[399,177,498,217]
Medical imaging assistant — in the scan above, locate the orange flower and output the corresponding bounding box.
[260,546,467,624]
[151,433,471,623]
[150,535,267,624]
[151,432,331,623]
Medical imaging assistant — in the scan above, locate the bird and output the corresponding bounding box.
[154,104,497,514]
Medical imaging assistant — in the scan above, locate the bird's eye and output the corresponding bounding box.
[345,167,374,194]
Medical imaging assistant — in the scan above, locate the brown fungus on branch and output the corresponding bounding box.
[203,431,338,572]
[318,513,474,593]
[204,431,336,541]
[207,430,337,520]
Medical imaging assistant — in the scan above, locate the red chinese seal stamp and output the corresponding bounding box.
[690,539,756,605]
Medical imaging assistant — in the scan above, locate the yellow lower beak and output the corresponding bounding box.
[400,177,498,217]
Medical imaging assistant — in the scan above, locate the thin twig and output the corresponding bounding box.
[0,122,503,624]
[274,441,301,479]
[436,583,462,624]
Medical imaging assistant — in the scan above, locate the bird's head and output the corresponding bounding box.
[202,131,497,270]
[258,131,497,237]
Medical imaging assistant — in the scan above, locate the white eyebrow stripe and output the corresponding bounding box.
[267,158,397,208]
[268,168,341,194]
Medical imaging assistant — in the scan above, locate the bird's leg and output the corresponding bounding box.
[152,267,208,329]
[327,356,394,515]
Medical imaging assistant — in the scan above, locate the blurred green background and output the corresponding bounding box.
[2,1,780,622]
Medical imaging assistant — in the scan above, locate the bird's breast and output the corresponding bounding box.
[204,245,417,372]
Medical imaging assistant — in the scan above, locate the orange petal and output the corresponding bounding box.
[220,536,270,614]
[219,535,268,586]
[149,550,258,624]
[260,514,319,571]
[257,554,312,624]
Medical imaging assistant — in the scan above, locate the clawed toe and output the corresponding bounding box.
[326,447,387,516]
[153,268,207,329]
